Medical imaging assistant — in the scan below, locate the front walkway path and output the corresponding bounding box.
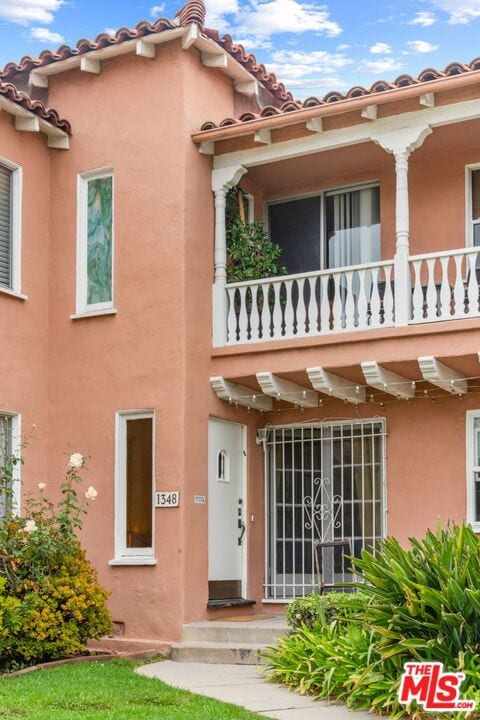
[138,661,373,719]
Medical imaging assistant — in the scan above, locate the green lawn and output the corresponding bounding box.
[0,659,260,719]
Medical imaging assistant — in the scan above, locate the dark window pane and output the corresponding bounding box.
[475,472,480,523]
[268,196,321,274]
[473,170,480,222]
[474,223,480,247]
[126,418,153,549]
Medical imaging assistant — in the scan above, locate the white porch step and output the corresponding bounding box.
[170,641,268,665]
[182,618,288,645]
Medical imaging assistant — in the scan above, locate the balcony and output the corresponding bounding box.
[218,246,480,346]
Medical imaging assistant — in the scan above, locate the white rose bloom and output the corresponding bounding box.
[38,483,46,491]
[68,453,84,469]
[24,520,37,534]
[85,486,98,500]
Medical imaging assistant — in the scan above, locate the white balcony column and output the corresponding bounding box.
[372,125,432,326]
[211,165,247,346]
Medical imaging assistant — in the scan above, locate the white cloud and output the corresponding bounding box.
[29,26,63,43]
[150,4,165,16]
[370,42,392,54]
[105,27,117,36]
[271,49,353,72]
[406,39,439,53]
[0,0,63,25]
[337,43,350,51]
[429,0,480,24]
[409,11,436,26]
[205,0,238,30]
[358,57,404,74]
[234,0,342,40]
[283,76,348,92]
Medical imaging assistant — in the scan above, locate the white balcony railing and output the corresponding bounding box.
[410,247,480,324]
[217,247,480,346]
[224,259,395,345]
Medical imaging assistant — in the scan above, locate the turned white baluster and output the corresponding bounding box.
[370,268,381,327]
[383,265,394,325]
[296,278,308,337]
[356,268,368,329]
[439,256,451,319]
[453,255,465,318]
[425,258,438,320]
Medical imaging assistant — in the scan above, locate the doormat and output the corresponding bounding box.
[210,614,275,623]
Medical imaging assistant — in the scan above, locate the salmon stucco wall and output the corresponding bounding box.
[0,112,50,490]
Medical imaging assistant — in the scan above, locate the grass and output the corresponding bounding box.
[0,659,261,719]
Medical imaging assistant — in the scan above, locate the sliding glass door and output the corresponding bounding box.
[267,183,380,275]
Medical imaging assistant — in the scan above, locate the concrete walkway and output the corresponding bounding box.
[138,661,373,719]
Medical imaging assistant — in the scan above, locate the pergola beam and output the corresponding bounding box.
[418,356,467,395]
[361,361,415,399]
[210,376,273,411]
[256,372,318,408]
[307,367,365,404]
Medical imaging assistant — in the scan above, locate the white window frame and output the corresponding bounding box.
[0,412,22,515]
[76,167,115,317]
[0,156,22,298]
[466,410,480,531]
[110,409,156,566]
[265,180,380,272]
[465,163,480,247]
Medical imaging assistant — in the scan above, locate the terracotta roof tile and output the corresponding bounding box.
[200,56,480,131]
[0,0,291,105]
[0,81,71,133]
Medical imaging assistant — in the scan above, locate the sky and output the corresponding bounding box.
[0,1,480,99]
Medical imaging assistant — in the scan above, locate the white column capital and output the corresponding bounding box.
[371,124,432,158]
[212,165,247,193]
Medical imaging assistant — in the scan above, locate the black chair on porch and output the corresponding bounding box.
[314,539,353,595]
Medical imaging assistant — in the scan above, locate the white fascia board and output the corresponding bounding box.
[213,98,480,169]
[256,372,319,408]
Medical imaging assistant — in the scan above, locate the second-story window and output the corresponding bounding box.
[76,168,114,315]
[267,182,380,276]
[0,160,21,295]
[471,168,480,247]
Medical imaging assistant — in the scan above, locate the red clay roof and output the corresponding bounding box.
[0,0,292,106]
[200,56,480,131]
[0,81,71,133]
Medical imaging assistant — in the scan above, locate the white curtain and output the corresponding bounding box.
[327,187,380,269]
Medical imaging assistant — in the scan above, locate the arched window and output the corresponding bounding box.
[217,449,229,482]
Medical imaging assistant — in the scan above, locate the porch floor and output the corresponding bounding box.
[138,661,372,719]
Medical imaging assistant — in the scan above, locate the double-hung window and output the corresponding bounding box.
[111,411,155,565]
[76,168,114,315]
[468,167,480,247]
[267,183,380,275]
[0,160,21,295]
[0,414,20,516]
[466,411,480,531]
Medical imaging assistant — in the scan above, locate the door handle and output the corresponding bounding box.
[238,519,246,546]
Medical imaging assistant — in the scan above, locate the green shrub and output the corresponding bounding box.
[263,523,480,719]
[286,591,369,630]
[0,447,112,672]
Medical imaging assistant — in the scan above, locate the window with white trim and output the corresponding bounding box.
[0,160,21,294]
[76,168,114,315]
[0,413,21,516]
[466,411,480,530]
[112,411,155,563]
[469,168,480,247]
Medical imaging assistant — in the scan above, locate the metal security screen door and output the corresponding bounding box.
[265,420,385,600]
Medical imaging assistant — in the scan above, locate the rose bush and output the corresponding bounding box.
[0,445,111,672]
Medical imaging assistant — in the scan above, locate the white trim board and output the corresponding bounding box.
[0,156,22,296]
[213,98,480,170]
[111,409,156,565]
[466,410,480,532]
[76,167,115,316]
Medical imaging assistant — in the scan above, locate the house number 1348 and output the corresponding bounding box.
[155,491,180,508]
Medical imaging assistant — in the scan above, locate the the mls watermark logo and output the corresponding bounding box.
[399,662,476,712]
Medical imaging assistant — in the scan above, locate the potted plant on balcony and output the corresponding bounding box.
[226,187,286,283]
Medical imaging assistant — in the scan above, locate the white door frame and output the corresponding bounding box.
[209,417,248,599]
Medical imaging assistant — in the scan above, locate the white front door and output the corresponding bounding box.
[208,418,246,601]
